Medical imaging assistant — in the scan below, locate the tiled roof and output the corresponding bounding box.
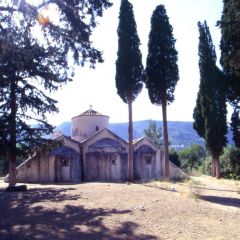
[72,109,109,119]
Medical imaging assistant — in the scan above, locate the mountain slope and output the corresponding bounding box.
[56,120,233,149]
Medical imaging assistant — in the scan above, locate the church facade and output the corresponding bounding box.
[7,109,185,183]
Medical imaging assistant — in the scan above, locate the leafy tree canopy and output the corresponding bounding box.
[0,0,112,67]
[220,147,240,179]
[0,0,112,178]
[144,121,162,147]
[178,144,206,171]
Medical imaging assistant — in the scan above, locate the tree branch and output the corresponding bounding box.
[0,7,16,12]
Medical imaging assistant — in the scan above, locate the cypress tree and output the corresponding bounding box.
[146,5,179,178]
[115,0,145,181]
[193,21,227,179]
[219,0,240,144]
[219,0,240,78]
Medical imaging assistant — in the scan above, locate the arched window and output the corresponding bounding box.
[96,126,99,131]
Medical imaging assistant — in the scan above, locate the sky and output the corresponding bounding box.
[46,0,224,126]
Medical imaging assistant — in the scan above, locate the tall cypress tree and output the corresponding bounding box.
[193,21,227,179]
[116,0,144,181]
[219,0,240,145]
[219,0,240,78]
[146,5,179,178]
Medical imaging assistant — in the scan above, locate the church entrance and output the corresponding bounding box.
[55,156,71,182]
[85,152,127,182]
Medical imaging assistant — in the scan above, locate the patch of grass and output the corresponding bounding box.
[169,175,189,183]
[188,191,200,199]
[180,187,200,200]
[186,178,203,186]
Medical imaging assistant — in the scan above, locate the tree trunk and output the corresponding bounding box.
[162,98,169,178]
[215,156,221,179]
[127,95,134,182]
[8,152,17,187]
[8,78,17,187]
[211,158,216,177]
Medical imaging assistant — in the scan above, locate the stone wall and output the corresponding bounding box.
[5,145,82,184]
[9,154,56,183]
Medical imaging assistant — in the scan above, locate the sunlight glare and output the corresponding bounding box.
[37,4,59,25]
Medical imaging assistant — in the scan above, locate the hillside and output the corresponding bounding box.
[56,120,233,149]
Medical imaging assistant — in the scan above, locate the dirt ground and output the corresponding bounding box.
[0,176,239,240]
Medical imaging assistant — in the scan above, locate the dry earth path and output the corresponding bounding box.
[0,176,239,240]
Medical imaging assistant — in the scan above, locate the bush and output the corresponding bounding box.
[178,144,206,173]
[197,156,211,175]
[220,147,240,180]
[169,148,181,167]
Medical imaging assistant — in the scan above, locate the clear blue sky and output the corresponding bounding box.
[46,0,224,126]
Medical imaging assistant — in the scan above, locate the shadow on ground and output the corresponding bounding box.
[198,195,240,208]
[0,187,157,240]
[185,184,239,193]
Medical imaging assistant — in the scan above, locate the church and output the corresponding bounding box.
[7,108,185,183]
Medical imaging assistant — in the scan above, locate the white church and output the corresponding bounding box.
[6,108,185,183]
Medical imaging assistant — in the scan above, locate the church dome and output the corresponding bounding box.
[71,108,109,142]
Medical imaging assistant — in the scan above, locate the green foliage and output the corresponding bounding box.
[230,107,240,148]
[0,0,112,184]
[197,147,240,179]
[219,0,240,139]
[198,156,212,175]
[146,5,179,105]
[193,93,205,139]
[0,0,113,67]
[0,25,62,155]
[169,148,181,167]
[144,121,162,147]
[146,4,179,177]
[115,0,144,104]
[0,157,25,177]
[193,21,227,159]
[219,0,240,78]
[220,147,240,179]
[115,0,144,181]
[178,144,206,172]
